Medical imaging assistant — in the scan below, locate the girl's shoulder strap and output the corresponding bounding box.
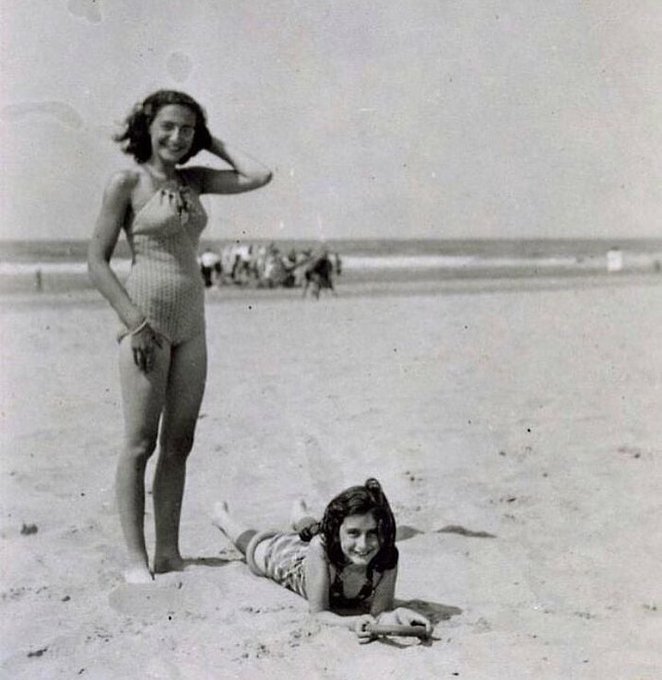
[374,545,399,572]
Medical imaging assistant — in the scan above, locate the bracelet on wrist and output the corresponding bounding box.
[129,318,149,335]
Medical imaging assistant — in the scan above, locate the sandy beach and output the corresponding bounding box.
[1,275,661,679]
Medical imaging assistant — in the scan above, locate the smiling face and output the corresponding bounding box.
[338,512,381,566]
[148,104,197,167]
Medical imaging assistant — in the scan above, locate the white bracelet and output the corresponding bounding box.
[129,319,149,335]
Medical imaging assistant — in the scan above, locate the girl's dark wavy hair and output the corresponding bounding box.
[114,90,212,164]
[299,478,398,572]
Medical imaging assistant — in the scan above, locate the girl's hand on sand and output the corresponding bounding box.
[391,607,433,636]
[131,325,162,373]
[354,614,377,644]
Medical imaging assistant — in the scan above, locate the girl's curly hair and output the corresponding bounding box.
[114,90,212,164]
[300,478,398,573]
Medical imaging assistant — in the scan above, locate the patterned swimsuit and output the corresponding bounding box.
[245,531,380,608]
[120,171,208,345]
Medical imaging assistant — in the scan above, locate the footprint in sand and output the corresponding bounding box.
[296,432,343,499]
[108,579,211,618]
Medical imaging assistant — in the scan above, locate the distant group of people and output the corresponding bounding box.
[198,242,341,297]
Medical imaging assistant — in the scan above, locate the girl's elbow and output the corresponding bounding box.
[237,169,272,192]
[308,602,325,615]
[87,259,100,284]
[87,253,109,282]
[255,170,273,188]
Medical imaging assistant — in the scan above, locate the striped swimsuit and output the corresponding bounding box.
[245,531,381,607]
[121,172,208,345]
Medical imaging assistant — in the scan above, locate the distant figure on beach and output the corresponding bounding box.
[88,90,272,583]
[212,478,431,641]
[333,251,342,276]
[302,248,336,299]
[199,248,222,287]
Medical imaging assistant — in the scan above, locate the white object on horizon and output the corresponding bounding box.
[606,249,623,273]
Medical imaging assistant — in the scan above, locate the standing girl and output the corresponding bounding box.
[212,478,432,642]
[88,90,271,583]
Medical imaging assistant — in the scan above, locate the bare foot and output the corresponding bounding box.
[212,500,231,532]
[211,501,250,545]
[290,499,308,528]
[124,563,154,584]
[153,554,185,574]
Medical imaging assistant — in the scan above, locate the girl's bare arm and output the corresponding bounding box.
[88,171,163,372]
[187,137,272,194]
[369,565,397,616]
[87,171,144,330]
[370,565,432,634]
[304,538,376,638]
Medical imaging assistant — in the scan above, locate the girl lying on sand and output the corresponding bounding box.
[212,478,432,642]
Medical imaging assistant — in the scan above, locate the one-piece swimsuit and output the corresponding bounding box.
[120,169,208,345]
[244,530,381,606]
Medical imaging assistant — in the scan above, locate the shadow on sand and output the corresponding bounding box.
[370,599,462,648]
[183,555,242,568]
[395,598,462,625]
[395,525,424,541]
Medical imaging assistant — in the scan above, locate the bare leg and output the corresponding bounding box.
[290,499,317,532]
[153,333,207,574]
[117,336,171,583]
[212,501,255,546]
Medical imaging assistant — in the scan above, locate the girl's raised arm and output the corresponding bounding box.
[189,137,272,195]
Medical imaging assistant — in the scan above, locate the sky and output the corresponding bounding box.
[1,0,660,241]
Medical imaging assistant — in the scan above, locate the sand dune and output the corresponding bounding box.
[1,276,661,679]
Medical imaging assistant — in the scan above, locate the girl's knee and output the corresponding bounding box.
[123,436,158,464]
[159,431,195,460]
